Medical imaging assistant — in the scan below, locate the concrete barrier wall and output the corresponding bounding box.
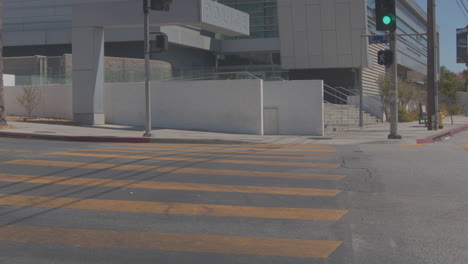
[4,80,326,135]
[105,80,264,135]
[263,80,324,136]
[4,85,73,119]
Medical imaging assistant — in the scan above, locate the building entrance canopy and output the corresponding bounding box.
[72,0,249,125]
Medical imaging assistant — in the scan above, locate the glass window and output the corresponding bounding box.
[217,0,279,39]
[217,52,281,66]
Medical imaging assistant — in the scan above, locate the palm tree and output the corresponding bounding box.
[0,0,7,126]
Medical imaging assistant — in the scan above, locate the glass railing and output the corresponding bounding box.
[8,68,289,85]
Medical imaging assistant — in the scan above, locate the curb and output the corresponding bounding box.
[416,124,468,144]
[0,131,251,145]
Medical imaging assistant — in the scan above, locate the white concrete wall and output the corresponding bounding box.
[105,80,264,135]
[4,85,73,119]
[263,80,324,136]
[2,74,16,86]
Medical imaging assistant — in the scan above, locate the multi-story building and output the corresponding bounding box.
[3,0,430,95]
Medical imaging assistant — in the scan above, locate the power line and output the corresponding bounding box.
[461,0,468,16]
[456,0,468,20]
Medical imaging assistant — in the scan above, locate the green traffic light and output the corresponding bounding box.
[382,15,392,25]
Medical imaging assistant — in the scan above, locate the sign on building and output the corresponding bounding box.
[457,27,468,64]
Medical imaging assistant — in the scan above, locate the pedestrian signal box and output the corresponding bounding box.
[377,49,393,67]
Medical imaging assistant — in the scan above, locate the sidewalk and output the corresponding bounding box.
[0,116,467,145]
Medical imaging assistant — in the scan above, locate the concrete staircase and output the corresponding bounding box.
[324,103,382,132]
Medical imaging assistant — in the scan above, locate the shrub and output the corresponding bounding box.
[398,107,411,122]
[16,86,41,117]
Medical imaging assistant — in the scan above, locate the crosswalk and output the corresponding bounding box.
[0,142,350,262]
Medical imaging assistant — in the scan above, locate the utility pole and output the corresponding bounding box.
[465,64,468,117]
[427,0,437,130]
[143,0,152,137]
[388,31,401,139]
[0,0,7,126]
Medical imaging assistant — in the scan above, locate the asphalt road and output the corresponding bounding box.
[0,133,467,263]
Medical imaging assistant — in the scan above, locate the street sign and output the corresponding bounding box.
[457,27,468,64]
[368,35,389,44]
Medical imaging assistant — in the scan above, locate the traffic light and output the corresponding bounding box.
[151,0,172,11]
[150,32,169,53]
[375,0,396,31]
[377,49,393,67]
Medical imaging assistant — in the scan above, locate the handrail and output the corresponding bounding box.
[324,89,347,104]
[323,84,350,99]
[335,86,359,96]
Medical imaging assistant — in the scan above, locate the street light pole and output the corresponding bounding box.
[143,0,152,137]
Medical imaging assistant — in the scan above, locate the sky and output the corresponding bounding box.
[415,0,468,73]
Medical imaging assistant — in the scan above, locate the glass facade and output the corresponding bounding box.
[217,0,279,39]
[215,1,282,77]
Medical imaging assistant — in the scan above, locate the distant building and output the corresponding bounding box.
[3,0,432,94]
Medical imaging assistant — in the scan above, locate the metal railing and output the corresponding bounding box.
[323,84,383,132]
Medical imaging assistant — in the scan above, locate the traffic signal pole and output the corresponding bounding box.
[388,31,401,139]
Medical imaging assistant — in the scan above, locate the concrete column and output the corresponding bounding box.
[72,26,105,125]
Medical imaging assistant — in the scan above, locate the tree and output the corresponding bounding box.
[378,74,425,121]
[440,66,465,124]
[0,0,7,126]
[440,66,464,100]
[17,86,41,118]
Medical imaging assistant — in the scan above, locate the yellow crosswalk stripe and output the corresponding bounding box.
[0,194,348,221]
[3,159,346,180]
[116,145,336,152]
[72,148,333,161]
[104,146,336,156]
[123,143,333,149]
[0,148,33,153]
[0,173,342,197]
[45,152,341,169]
[460,143,468,147]
[0,225,342,258]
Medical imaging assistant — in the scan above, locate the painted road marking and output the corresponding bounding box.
[401,144,427,147]
[44,152,340,169]
[0,148,33,153]
[104,146,336,156]
[0,173,342,197]
[0,225,342,258]
[0,194,348,221]
[116,145,336,153]
[123,143,334,147]
[3,160,346,180]
[460,143,468,147]
[72,149,332,161]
